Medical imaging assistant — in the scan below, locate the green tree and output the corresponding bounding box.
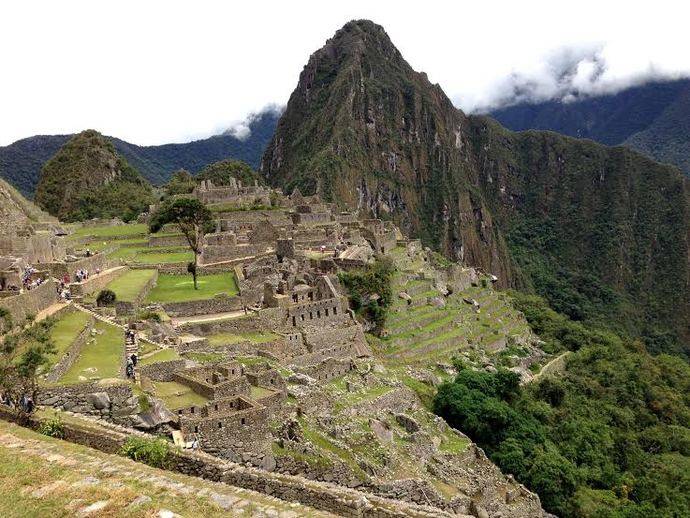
[0,320,56,422]
[149,198,214,289]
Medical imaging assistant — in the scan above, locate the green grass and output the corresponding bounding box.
[250,386,273,398]
[103,269,157,302]
[108,246,192,265]
[438,432,470,454]
[152,381,207,410]
[59,321,124,384]
[0,419,312,517]
[145,273,238,304]
[184,351,226,364]
[206,331,278,347]
[45,310,92,369]
[70,223,148,240]
[139,348,180,366]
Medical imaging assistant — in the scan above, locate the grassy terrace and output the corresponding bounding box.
[69,223,148,240]
[151,381,207,410]
[103,269,157,302]
[145,272,238,303]
[108,245,192,264]
[139,347,180,366]
[44,310,92,370]
[59,321,123,384]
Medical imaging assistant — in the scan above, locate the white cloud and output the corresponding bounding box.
[1,0,688,145]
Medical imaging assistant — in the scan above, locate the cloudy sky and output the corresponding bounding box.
[2,0,688,146]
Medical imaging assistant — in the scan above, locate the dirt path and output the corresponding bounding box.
[532,351,571,382]
[0,419,329,517]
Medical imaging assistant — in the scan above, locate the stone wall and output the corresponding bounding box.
[38,380,138,426]
[0,279,59,328]
[302,323,371,357]
[161,293,243,317]
[148,234,187,247]
[178,308,283,336]
[295,357,355,383]
[139,359,186,382]
[44,252,113,280]
[70,266,127,298]
[201,243,264,264]
[44,312,95,383]
[285,296,347,329]
[179,401,271,458]
[0,407,468,517]
[173,371,250,400]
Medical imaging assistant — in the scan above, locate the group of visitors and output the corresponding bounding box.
[125,328,138,379]
[0,393,35,414]
[74,268,90,283]
[21,266,45,292]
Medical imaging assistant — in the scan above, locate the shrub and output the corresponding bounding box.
[39,415,65,439]
[137,310,162,323]
[96,289,116,307]
[120,436,171,468]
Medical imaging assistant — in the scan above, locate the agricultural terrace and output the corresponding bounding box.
[144,273,238,303]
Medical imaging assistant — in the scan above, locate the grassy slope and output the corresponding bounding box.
[0,419,323,517]
[104,269,157,302]
[45,310,92,369]
[60,321,123,384]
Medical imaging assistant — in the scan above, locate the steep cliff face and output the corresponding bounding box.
[261,20,519,286]
[262,20,690,349]
[35,130,153,222]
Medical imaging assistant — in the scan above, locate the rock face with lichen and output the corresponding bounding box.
[262,19,690,350]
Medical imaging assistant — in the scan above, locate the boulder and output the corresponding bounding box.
[395,413,421,433]
[134,398,176,430]
[86,392,110,410]
[369,418,393,443]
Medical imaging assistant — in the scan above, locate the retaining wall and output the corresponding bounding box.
[0,407,449,517]
[139,359,186,382]
[0,279,59,328]
[70,266,128,298]
[162,294,243,318]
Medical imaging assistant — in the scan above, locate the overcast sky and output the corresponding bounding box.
[2,0,688,146]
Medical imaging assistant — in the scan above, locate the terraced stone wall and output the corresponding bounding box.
[139,359,186,382]
[161,293,243,317]
[38,381,137,426]
[70,266,127,297]
[0,279,59,328]
[44,252,113,280]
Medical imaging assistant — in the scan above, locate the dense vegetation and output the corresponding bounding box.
[0,109,280,197]
[34,130,153,222]
[489,78,690,177]
[338,258,394,333]
[434,294,690,517]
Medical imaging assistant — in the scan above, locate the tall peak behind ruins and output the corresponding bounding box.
[263,19,690,349]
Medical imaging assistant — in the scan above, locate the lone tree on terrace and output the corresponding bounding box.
[149,198,214,290]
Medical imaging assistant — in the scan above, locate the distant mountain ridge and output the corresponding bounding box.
[489,78,690,176]
[0,110,280,197]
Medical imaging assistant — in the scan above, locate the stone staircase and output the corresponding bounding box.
[124,331,139,383]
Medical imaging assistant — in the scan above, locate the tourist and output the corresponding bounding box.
[130,353,138,366]
[126,359,134,379]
